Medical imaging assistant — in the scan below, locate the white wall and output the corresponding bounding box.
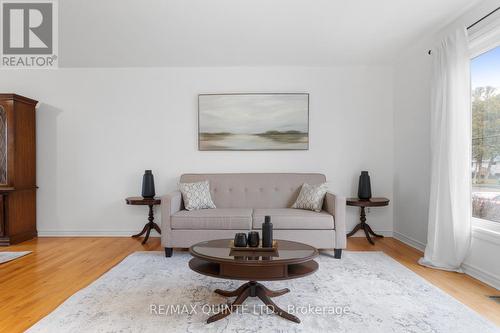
[393,43,432,249]
[0,66,394,237]
[393,0,500,289]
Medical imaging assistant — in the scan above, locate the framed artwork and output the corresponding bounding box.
[198,93,309,151]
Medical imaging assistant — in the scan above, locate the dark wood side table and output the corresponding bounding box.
[346,197,390,245]
[125,197,161,244]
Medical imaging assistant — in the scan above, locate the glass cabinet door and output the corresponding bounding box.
[0,106,6,185]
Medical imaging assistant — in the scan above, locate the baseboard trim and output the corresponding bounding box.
[37,230,160,237]
[40,229,393,238]
[393,231,500,290]
[393,231,426,252]
[349,230,393,237]
[462,262,500,290]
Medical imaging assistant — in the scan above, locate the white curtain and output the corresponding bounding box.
[419,28,472,272]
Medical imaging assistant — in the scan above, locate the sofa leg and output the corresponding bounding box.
[165,247,173,257]
[334,249,342,259]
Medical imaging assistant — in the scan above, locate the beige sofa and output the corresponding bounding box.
[161,173,346,258]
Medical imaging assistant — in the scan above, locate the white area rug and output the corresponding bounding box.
[26,251,498,333]
[0,251,31,264]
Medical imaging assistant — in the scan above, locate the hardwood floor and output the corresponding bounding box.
[0,237,498,332]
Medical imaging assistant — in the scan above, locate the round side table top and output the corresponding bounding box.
[346,197,390,207]
[125,197,161,205]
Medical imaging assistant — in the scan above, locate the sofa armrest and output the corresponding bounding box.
[324,192,347,249]
[161,191,182,246]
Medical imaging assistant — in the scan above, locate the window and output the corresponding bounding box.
[471,46,500,223]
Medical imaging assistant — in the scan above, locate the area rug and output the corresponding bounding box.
[26,251,498,333]
[0,251,31,264]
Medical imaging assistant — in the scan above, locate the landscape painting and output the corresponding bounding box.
[198,93,309,150]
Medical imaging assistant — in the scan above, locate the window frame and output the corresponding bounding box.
[469,13,500,233]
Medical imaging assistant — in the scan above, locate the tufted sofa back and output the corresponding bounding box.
[179,173,326,209]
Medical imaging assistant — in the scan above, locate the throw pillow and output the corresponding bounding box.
[291,182,328,212]
[179,180,216,211]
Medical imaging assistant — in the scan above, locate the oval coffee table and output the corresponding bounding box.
[189,239,319,323]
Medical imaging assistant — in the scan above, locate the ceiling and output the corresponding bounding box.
[59,0,480,67]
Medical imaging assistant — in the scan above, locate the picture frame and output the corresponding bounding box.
[198,93,309,151]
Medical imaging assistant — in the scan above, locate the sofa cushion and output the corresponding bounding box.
[171,208,252,230]
[252,208,334,230]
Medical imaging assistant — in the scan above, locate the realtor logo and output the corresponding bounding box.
[1,0,58,67]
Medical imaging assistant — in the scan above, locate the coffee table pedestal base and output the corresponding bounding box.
[208,281,300,323]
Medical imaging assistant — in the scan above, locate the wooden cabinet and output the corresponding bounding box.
[0,94,38,245]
